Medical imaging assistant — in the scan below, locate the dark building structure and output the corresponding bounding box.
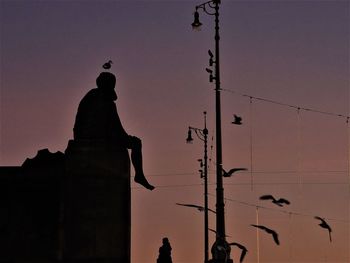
[0,145,130,263]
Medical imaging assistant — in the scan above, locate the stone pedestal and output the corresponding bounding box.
[0,142,131,263]
[64,140,131,263]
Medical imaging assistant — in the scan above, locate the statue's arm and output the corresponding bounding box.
[112,103,135,149]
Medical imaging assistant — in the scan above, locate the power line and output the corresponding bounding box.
[144,170,349,177]
[222,88,350,121]
[131,181,349,190]
[208,193,349,224]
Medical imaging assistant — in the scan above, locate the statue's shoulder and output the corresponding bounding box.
[78,88,101,106]
[82,88,99,100]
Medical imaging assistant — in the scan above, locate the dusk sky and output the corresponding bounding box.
[1,0,349,262]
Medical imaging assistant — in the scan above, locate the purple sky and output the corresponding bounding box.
[1,1,349,262]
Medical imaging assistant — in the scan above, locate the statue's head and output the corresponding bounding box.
[162,237,169,244]
[96,72,116,90]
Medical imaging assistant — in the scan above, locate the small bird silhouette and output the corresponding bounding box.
[228,242,248,263]
[259,194,290,207]
[222,168,247,177]
[205,68,213,74]
[314,216,332,242]
[251,224,280,245]
[232,114,242,125]
[103,60,113,69]
[176,203,216,214]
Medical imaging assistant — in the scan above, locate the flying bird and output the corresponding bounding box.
[222,168,247,177]
[103,60,113,69]
[232,114,242,125]
[259,194,290,207]
[251,224,280,245]
[228,242,248,263]
[314,216,332,242]
[176,203,216,214]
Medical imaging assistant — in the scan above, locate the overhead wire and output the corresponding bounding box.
[143,170,349,177]
[131,181,349,190]
[209,193,349,223]
[221,88,349,120]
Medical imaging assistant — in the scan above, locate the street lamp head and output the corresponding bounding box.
[191,10,202,30]
[186,129,194,143]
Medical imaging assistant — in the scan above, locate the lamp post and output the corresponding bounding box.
[186,111,209,263]
[191,1,233,262]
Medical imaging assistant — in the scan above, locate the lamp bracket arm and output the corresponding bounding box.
[193,129,205,142]
[196,1,216,16]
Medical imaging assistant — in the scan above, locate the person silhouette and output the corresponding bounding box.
[73,71,154,190]
[157,237,172,263]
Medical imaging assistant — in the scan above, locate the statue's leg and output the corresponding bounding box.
[131,138,155,190]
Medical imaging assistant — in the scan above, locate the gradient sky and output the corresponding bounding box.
[1,0,349,262]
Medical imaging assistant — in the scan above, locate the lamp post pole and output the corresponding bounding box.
[186,112,209,263]
[191,1,232,262]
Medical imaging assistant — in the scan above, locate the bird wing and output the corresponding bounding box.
[221,168,228,177]
[227,168,247,175]
[240,248,247,263]
[228,242,245,250]
[209,228,217,234]
[229,243,248,263]
[252,224,279,245]
[277,198,290,205]
[271,231,280,245]
[325,223,332,232]
[314,216,324,222]
[251,224,266,231]
[259,195,275,201]
[208,208,217,214]
[176,203,204,210]
[234,114,242,120]
[315,216,330,229]
[263,227,280,245]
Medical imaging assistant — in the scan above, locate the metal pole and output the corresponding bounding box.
[203,112,209,263]
[191,1,232,261]
[214,0,225,241]
[212,1,232,262]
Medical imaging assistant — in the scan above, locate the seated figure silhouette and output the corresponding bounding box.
[157,237,172,263]
[73,71,154,190]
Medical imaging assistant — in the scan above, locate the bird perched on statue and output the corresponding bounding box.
[222,167,247,177]
[228,242,248,263]
[314,216,332,242]
[251,224,280,245]
[232,114,242,125]
[176,203,216,214]
[103,60,113,69]
[259,194,291,207]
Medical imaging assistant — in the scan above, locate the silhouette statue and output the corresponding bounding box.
[73,71,154,190]
[63,71,154,262]
[157,237,173,263]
